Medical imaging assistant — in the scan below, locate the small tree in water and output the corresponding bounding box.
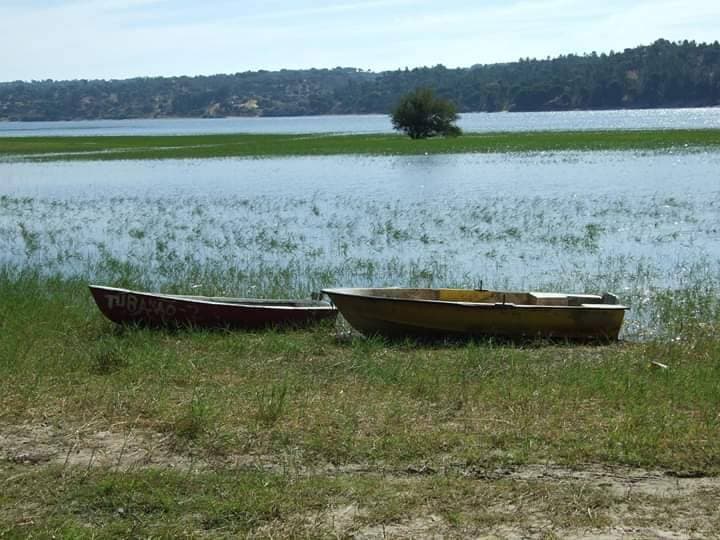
[391,88,462,139]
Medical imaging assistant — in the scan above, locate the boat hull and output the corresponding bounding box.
[90,285,337,329]
[322,288,627,341]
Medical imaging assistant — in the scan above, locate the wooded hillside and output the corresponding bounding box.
[1,39,718,121]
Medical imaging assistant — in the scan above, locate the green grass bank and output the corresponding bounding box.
[2,128,720,161]
[1,275,720,536]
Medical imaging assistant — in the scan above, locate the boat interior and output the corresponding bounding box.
[354,288,620,307]
[169,294,333,308]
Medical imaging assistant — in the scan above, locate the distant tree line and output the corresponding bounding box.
[1,39,719,121]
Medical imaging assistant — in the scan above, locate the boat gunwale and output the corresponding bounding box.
[90,285,336,311]
[321,288,629,311]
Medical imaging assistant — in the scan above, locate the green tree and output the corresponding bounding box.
[390,87,462,139]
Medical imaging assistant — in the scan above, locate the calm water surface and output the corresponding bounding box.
[2,151,718,201]
[1,108,719,137]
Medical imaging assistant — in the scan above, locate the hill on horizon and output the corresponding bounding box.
[1,39,719,121]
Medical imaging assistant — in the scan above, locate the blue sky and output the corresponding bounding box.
[1,0,718,81]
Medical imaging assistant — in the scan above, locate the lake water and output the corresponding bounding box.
[3,151,718,201]
[1,107,719,137]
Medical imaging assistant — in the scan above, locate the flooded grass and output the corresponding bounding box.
[2,128,720,161]
[1,189,718,339]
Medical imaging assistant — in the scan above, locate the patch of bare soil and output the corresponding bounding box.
[476,526,696,540]
[463,462,719,498]
[0,421,192,470]
[352,515,447,539]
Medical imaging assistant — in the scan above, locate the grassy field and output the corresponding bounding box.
[2,128,720,161]
[1,275,720,537]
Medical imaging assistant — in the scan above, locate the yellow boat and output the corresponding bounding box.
[321,288,628,341]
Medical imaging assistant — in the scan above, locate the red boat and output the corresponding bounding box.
[89,285,337,329]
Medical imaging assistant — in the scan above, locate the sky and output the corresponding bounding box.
[1,0,719,82]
